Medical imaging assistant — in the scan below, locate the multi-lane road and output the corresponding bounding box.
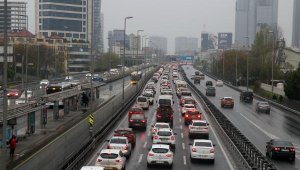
[84,68,234,170]
[183,65,300,170]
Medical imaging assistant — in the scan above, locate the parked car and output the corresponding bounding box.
[216,80,223,87]
[147,144,174,168]
[113,128,136,148]
[256,101,270,113]
[266,139,295,162]
[220,97,234,108]
[95,149,126,170]
[190,139,215,163]
[240,91,253,103]
[188,120,209,139]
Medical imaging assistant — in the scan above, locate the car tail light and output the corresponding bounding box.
[273,147,280,151]
[129,112,133,115]
[107,144,110,149]
[197,115,201,119]
[97,158,102,162]
[116,159,122,163]
[152,129,157,133]
[166,153,172,157]
[142,120,146,123]
[154,136,159,140]
[290,147,296,152]
[148,152,154,156]
[185,114,189,118]
[157,114,162,118]
[192,148,196,152]
[210,148,215,153]
[171,136,175,140]
[125,145,128,150]
[129,119,134,123]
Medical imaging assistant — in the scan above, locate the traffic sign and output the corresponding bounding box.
[89,114,94,126]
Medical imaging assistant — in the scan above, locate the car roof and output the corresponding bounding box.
[192,120,207,123]
[223,97,233,99]
[194,139,212,143]
[155,122,170,126]
[115,128,133,132]
[100,149,120,154]
[151,144,170,149]
[184,104,195,107]
[110,136,128,140]
[157,128,172,132]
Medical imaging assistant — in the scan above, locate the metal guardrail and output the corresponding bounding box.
[196,66,300,116]
[181,66,277,170]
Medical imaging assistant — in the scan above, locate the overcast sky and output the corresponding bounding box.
[22,0,293,54]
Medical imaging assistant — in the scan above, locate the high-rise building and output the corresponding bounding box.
[100,13,104,53]
[93,0,103,54]
[149,36,168,54]
[0,1,27,32]
[128,33,141,50]
[292,0,300,48]
[36,0,93,73]
[201,33,217,51]
[235,0,278,46]
[108,30,130,51]
[175,37,198,55]
[218,33,233,49]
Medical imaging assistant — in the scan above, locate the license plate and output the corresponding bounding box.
[161,138,168,141]
[156,161,164,164]
[192,116,195,118]
[281,149,289,152]
[200,155,208,158]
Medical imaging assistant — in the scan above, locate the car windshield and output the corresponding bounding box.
[143,93,153,97]
[131,114,145,120]
[110,138,127,144]
[115,130,131,135]
[273,141,293,147]
[259,102,269,106]
[195,142,212,147]
[100,153,119,159]
[137,97,147,102]
[156,124,169,129]
[159,99,171,106]
[130,108,143,112]
[193,122,207,126]
[152,148,169,153]
[185,105,194,108]
[157,131,172,136]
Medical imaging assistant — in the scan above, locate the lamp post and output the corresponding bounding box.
[244,36,249,91]
[141,35,147,65]
[122,16,133,105]
[136,30,143,70]
[269,31,275,94]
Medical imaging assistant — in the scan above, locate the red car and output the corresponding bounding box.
[184,110,201,125]
[113,128,136,147]
[128,106,144,118]
[221,97,234,108]
[129,113,147,129]
[180,96,196,107]
[7,89,21,98]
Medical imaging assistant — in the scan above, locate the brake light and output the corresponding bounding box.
[290,147,296,152]
[148,153,154,156]
[152,128,157,133]
[210,148,215,153]
[171,136,175,140]
[197,115,201,119]
[157,114,162,118]
[166,153,172,157]
[185,114,189,118]
[192,148,196,152]
[274,147,280,151]
[97,158,102,162]
[107,144,110,149]
[125,145,128,150]
[129,112,133,115]
[129,119,134,123]
[154,136,159,140]
[116,159,122,163]
[142,120,146,123]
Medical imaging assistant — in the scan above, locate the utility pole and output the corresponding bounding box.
[2,0,8,151]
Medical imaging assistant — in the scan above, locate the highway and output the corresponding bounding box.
[182,65,300,170]
[84,69,234,170]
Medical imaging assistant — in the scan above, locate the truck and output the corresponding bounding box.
[156,95,174,126]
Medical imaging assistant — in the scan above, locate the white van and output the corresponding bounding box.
[136,96,149,110]
[157,95,174,107]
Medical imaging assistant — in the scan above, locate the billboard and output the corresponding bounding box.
[218,33,232,49]
[180,55,194,61]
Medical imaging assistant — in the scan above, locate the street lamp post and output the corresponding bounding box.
[136,30,143,70]
[141,35,147,65]
[122,16,133,105]
[269,31,275,94]
[245,36,249,91]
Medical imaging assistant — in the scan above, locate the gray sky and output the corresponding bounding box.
[23,0,293,54]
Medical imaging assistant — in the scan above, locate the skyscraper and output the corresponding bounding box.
[0,1,27,32]
[149,36,168,54]
[235,0,278,46]
[292,0,300,48]
[93,0,104,54]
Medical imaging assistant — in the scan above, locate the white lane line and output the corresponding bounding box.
[182,143,185,150]
[138,154,143,163]
[239,113,279,139]
[179,118,182,123]
[183,156,187,165]
[148,131,151,137]
[180,125,183,129]
[181,133,184,139]
[143,142,147,148]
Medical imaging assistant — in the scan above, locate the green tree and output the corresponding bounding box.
[95,52,121,72]
[284,68,300,100]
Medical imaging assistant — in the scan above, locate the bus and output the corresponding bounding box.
[130,71,142,84]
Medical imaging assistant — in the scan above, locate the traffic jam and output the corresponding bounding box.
[90,64,218,170]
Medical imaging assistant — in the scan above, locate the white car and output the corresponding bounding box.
[95,149,126,170]
[65,75,73,81]
[80,166,104,170]
[143,92,154,105]
[151,123,171,137]
[16,90,33,104]
[190,139,215,163]
[136,96,149,110]
[161,89,173,96]
[153,128,176,149]
[107,136,132,157]
[188,120,209,139]
[40,79,49,88]
[147,144,173,168]
[181,104,196,115]
[216,80,223,87]
[144,88,155,95]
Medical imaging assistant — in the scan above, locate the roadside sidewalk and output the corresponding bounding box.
[0,96,107,170]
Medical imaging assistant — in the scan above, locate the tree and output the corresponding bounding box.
[95,52,121,72]
[284,68,300,100]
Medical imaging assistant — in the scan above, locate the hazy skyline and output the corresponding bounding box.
[21,0,293,54]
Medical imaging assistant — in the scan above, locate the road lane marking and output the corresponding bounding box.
[180,125,183,129]
[148,131,151,137]
[143,142,147,148]
[182,143,185,150]
[239,113,279,139]
[183,156,187,165]
[138,154,143,163]
[181,133,184,139]
[179,118,182,123]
